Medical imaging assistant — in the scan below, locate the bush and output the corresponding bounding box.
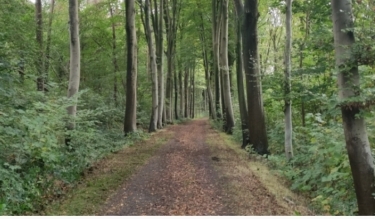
[0,88,148,215]
[267,113,356,215]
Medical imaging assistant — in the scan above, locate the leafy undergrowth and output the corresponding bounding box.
[0,89,145,215]
[265,113,359,215]
[41,130,171,215]
[206,126,314,215]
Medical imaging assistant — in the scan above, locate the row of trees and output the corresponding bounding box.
[124,0,375,214]
[1,0,374,215]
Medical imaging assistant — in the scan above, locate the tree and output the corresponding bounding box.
[45,0,55,85]
[141,0,159,132]
[212,0,222,120]
[151,0,164,129]
[233,0,249,148]
[242,0,269,155]
[66,0,81,138]
[219,0,235,133]
[124,0,138,134]
[109,2,119,107]
[35,0,44,91]
[164,0,181,123]
[197,8,216,120]
[284,0,293,160]
[331,0,375,215]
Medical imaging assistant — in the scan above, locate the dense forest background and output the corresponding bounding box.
[0,0,375,215]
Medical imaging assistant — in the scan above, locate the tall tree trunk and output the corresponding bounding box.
[190,68,195,118]
[66,0,81,140]
[331,0,375,215]
[233,0,249,148]
[284,0,293,160]
[198,10,216,120]
[142,0,159,132]
[179,68,184,118]
[212,0,222,120]
[124,0,137,134]
[45,0,55,87]
[220,0,235,133]
[299,44,306,127]
[174,62,179,120]
[184,67,189,118]
[109,4,119,107]
[220,59,226,127]
[170,71,175,122]
[299,11,310,127]
[35,0,44,91]
[153,0,164,129]
[164,0,179,124]
[242,0,269,155]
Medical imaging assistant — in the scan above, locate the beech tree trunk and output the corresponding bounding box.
[201,36,215,119]
[242,0,269,155]
[233,0,249,148]
[190,68,195,118]
[152,0,164,129]
[35,0,44,91]
[109,4,119,107]
[142,0,159,132]
[198,9,216,120]
[174,62,179,120]
[164,0,180,124]
[179,68,184,118]
[45,0,55,86]
[284,0,293,160]
[124,0,137,134]
[66,0,81,133]
[331,0,375,215]
[212,0,222,120]
[219,0,235,134]
[184,67,189,118]
[299,11,310,127]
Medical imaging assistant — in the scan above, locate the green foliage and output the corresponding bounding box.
[210,119,224,132]
[266,113,357,215]
[0,84,147,215]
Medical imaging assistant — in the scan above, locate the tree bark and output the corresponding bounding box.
[233,0,249,148]
[35,0,44,91]
[109,4,119,107]
[331,0,375,215]
[198,9,216,120]
[219,0,235,133]
[284,0,293,160]
[152,0,164,129]
[174,61,179,120]
[142,0,159,132]
[242,0,269,155]
[124,0,138,134]
[45,0,55,87]
[66,0,81,137]
[184,67,189,118]
[190,67,195,118]
[179,68,184,118]
[164,0,180,124]
[299,11,310,127]
[212,0,222,120]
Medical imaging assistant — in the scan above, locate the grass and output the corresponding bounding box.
[42,130,172,215]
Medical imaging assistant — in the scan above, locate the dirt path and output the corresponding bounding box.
[99,119,312,216]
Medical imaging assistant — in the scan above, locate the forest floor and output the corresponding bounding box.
[44,119,315,216]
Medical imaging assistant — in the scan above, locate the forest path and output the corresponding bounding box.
[99,119,313,216]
